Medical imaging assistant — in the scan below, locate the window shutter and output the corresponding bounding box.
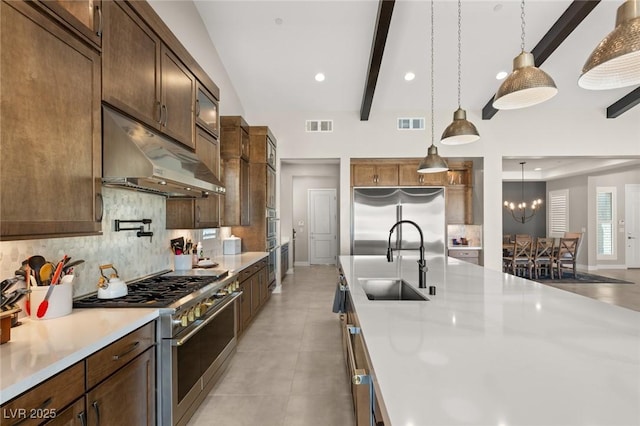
[548,189,568,237]
[596,188,616,258]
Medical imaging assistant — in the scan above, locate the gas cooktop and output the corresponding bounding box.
[73,271,228,308]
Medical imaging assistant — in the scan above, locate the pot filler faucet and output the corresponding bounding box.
[386,220,427,289]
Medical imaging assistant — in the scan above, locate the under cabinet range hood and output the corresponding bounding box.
[102,106,225,198]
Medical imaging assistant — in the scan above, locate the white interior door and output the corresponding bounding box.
[309,189,337,265]
[625,184,640,268]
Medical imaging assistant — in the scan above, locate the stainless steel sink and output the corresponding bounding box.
[358,278,429,301]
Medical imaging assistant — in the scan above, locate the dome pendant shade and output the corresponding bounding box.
[492,52,558,110]
[441,108,480,145]
[418,145,449,173]
[578,0,640,90]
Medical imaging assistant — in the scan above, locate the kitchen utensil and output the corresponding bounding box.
[1,277,20,293]
[36,255,67,318]
[1,288,28,309]
[25,265,31,315]
[170,237,185,255]
[28,256,46,286]
[39,262,55,286]
[62,259,85,275]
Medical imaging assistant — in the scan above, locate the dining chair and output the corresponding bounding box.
[503,235,533,278]
[531,237,554,279]
[552,237,579,279]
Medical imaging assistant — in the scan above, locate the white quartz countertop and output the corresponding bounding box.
[339,255,640,426]
[447,246,482,250]
[0,252,268,405]
[0,308,159,404]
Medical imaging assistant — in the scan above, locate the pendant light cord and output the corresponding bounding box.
[520,0,526,53]
[457,0,462,108]
[430,0,435,147]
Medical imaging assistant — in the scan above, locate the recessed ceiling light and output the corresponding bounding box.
[404,72,416,81]
[493,4,503,12]
[534,167,542,171]
[315,73,325,82]
[496,71,508,80]
[275,17,283,26]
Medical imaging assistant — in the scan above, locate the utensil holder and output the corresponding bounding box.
[30,279,73,320]
[174,255,193,270]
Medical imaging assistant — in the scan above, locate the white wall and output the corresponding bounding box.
[151,1,640,271]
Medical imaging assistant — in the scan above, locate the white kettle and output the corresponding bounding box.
[97,264,128,299]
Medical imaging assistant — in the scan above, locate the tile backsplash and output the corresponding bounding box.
[447,224,483,247]
[0,187,229,298]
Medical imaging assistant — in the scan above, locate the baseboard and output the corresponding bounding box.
[294,261,310,267]
[286,268,294,275]
[590,264,629,270]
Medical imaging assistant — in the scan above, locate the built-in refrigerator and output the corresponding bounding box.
[351,187,445,256]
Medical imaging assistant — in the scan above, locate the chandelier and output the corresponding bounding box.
[504,162,542,224]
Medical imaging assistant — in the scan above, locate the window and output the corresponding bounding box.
[596,187,616,259]
[548,189,569,237]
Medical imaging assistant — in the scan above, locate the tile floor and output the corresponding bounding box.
[188,265,354,426]
[188,264,640,425]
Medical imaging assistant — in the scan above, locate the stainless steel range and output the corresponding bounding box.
[74,269,241,426]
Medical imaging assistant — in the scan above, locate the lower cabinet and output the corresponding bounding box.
[280,242,290,280]
[237,259,268,335]
[0,322,155,426]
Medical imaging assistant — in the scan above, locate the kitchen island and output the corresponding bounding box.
[340,255,640,426]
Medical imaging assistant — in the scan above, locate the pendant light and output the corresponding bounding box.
[503,162,542,224]
[418,0,448,174]
[578,0,640,90]
[492,0,558,110]
[441,0,479,145]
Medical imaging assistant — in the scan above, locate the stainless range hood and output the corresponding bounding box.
[102,106,225,198]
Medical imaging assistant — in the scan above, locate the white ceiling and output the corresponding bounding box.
[192,0,639,180]
[195,0,634,115]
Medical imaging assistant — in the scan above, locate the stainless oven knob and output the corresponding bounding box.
[181,314,188,327]
[187,308,195,323]
[195,304,202,318]
[172,318,182,327]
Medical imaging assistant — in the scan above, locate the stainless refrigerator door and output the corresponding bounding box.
[397,188,445,256]
[352,187,445,256]
[352,188,400,255]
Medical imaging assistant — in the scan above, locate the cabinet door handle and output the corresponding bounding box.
[95,192,103,222]
[78,411,87,426]
[95,6,103,37]
[161,105,168,126]
[155,101,162,124]
[195,98,200,117]
[196,205,201,225]
[92,401,100,426]
[112,341,140,360]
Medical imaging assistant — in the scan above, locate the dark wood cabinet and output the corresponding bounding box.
[38,0,102,47]
[445,161,473,224]
[86,347,155,426]
[220,117,251,226]
[102,0,195,149]
[166,127,221,229]
[237,259,268,335]
[102,0,160,130]
[196,82,219,138]
[0,0,102,239]
[44,398,85,426]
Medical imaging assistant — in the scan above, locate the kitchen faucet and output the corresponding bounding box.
[386,220,427,288]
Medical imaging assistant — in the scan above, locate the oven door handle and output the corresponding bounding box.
[171,292,242,347]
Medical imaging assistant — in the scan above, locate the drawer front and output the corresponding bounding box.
[86,322,155,389]
[1,362,84,426]
[449,250,479,258]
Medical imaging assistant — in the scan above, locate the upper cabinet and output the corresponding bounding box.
[220,117,251,226]
[102,0,195,149]
[1,0,102,239]
[352,163,399,186]
[38,0,103,47]
[445,161,473,225]
[196,82,219,138]
[399,161,447,186]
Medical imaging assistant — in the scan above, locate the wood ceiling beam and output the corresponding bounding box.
[360,0,395,121]
[482,0,601,120]
[607,87,640,118]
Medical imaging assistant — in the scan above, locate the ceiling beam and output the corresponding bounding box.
[607,87,640,118]
[482,0,601,120]
[360,0,395,121]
